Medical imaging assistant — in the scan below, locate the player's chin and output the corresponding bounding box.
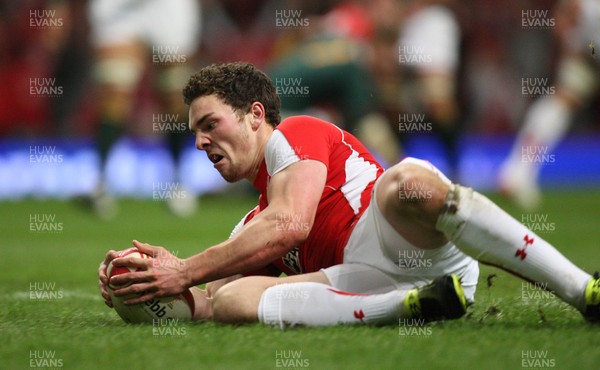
[218,166,244,183]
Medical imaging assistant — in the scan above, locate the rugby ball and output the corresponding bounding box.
[107,248,194,323]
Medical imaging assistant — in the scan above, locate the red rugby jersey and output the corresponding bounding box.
[243,115,384,276]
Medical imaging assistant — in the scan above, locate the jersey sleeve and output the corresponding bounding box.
[265,116,336,176]
[265,130,301,176]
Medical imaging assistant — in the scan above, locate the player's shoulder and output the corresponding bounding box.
[275,115,345,147]
[277,115,341,133]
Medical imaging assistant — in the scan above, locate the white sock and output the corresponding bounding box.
[436,185,591,311]
[505,96,571,180]
[257,282,408,328]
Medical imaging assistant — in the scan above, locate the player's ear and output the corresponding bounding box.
[249,102,265,130]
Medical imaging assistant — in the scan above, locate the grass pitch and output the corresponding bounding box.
[1,191,599,370]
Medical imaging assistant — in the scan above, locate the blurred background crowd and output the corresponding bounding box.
[1,0,599,214]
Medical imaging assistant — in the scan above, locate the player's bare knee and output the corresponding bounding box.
[212,279,262,324]
[380,163,448,219]
[212,284,249,324]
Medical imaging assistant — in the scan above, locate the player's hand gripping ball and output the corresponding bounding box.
[107,248,194,323]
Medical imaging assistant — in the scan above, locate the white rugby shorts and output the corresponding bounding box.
[323,158,479,301]
[89,0,201,55]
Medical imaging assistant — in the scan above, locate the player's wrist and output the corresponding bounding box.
[183,254,203,286]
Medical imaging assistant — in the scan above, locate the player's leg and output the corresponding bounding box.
[498,94,569,210]
[418,72,461,179]
[189,286,213,321]
[148,0,201,217]
[378,157,599,321]
[499,55,598,209]
[212,265,466,327]
[88,0,147,218]
[399,5,462,177]
[375,158,451,250]
[211,271,330,324]
[156,64,199,217]
[92,42,145,162]
[88,42,145,218]
[345,167,479,300]
[187,274,246,321]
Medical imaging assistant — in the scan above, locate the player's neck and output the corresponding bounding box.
[245,125,274,184]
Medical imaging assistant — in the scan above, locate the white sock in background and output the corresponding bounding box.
[498,96,572,209]
[504,95,571,181]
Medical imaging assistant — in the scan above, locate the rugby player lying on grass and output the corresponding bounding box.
[98,62,599,326]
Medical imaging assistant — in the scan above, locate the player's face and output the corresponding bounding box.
[188,95,256,182]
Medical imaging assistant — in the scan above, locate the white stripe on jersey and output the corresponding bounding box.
[337,128,379,215]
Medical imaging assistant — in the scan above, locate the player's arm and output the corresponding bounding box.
[99,206,255,307]
[186,159,327,282]
[111,159,327,304]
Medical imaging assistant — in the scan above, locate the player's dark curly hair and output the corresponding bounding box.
[183,62,281,127]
